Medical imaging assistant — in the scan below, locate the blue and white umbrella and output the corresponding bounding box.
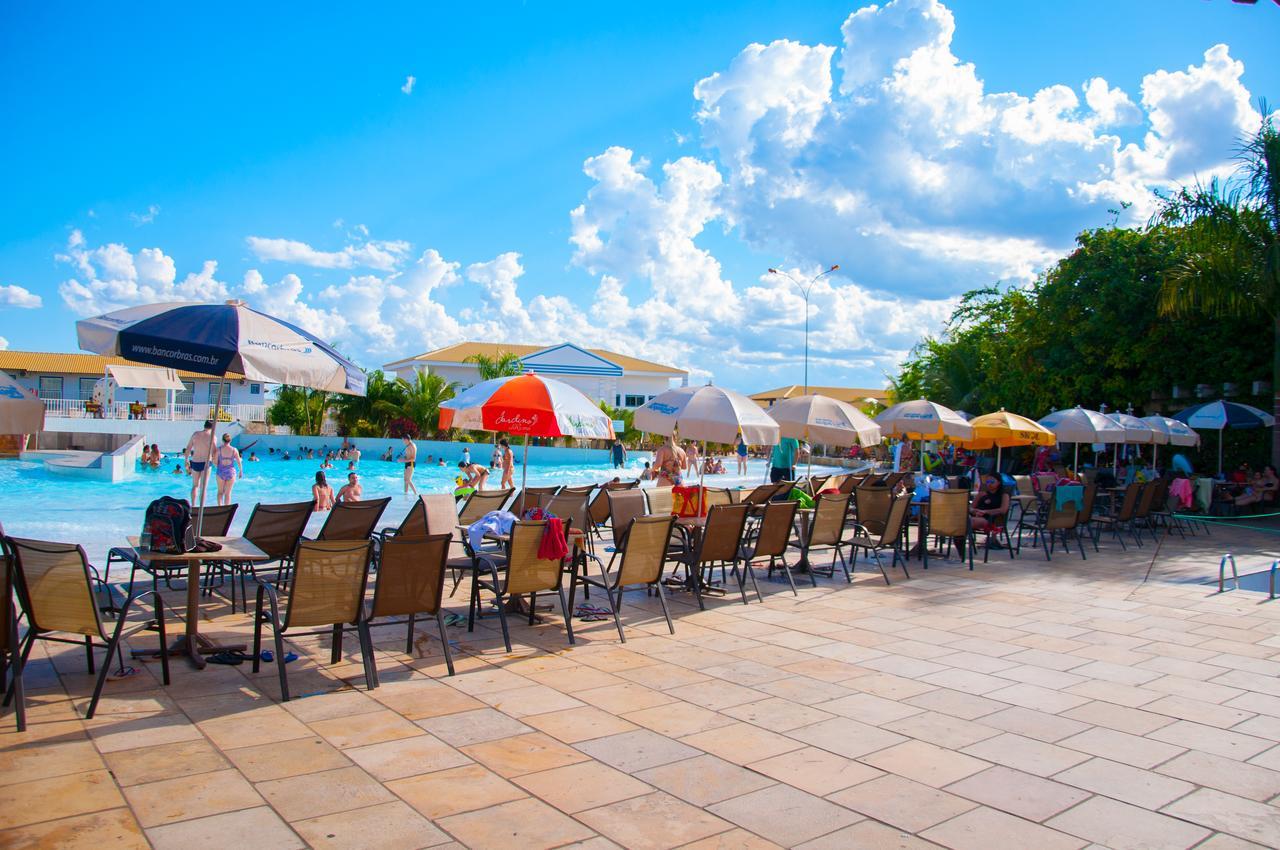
[76,300,366,396]
[1172,400,1274,474]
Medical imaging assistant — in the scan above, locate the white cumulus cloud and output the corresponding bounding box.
[0,284,42,309]
[246,236,410,272]
[401,75,416,95]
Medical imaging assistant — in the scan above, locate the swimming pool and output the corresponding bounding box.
[0,455,846,563]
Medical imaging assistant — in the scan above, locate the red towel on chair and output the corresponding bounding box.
[537,516,569,561]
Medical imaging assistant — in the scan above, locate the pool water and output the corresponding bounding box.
[0,455,845,563]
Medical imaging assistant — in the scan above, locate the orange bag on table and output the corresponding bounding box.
[671,485,705,517]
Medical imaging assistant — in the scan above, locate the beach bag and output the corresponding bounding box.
[672,486,704,517]
[786,488,814,510]
[143,496,194,554]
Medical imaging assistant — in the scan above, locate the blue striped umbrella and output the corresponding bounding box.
[1172,400,1275,473]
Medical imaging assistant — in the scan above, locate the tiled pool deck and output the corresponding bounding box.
[5,522,1280,849]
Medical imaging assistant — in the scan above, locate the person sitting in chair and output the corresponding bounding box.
[971,476,1010,546]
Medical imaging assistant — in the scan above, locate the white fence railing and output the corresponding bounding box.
[42,399,267,422]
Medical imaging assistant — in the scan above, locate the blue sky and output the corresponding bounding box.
[1,0,1277,392]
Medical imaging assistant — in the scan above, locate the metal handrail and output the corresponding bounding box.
[1219,554,1239,593]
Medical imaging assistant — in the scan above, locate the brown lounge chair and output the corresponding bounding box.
[316,497,392,541]
[471,520,575,653]
[673,503,753,608]
[742,500,800,595]
[253,539,376,700]
[848,493,912,584]
[222,500,313,612]
[788,493,853,582]
[1,534,26,730]
[575,514,678,642]
[368,534,455,675]
[5,536,170,719]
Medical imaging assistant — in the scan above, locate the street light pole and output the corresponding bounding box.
[768,265,839,395]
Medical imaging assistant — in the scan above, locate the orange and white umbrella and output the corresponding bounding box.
[439,373,614,494]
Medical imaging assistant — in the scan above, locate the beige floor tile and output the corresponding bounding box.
[102,738,229,787]
[1160,788,1280,846]
[291,800,453,850]
[827,774,977,833]
[514,760,651,813]
[721,696,836,732]
[623,701,735,737]
[0,807,148,850]
[1055,757,1194,809]
[222,735,351,782]
[1047,795,1210,849]
[438,796,596,849]
[984,683,1091,714]
[280,688,382,723]
[748,746,884,796]
[461,731,590,777]
[86,712,204,753]
[961,732,1090,777]
[0,739,104,786]
[679,827,784,849]
[787,716,908,759]
[527,665,629,693]
[308,708,425,749]
[862,739,990,787]
[1057,726,1185,769]
[576,728,701,772]
[680,721,804,765]
[1191,834,1272,850]
[344,733,470,781]
[1148,719,1274,761]
[664,679,767,710]
[123,768,263,828]
[922,805,1086,850]
[476,683,586,717]
[387,763,525,819]
[1060,700,1176,735]
[708,784,862,846]
[796,819,945,849]
[904,688,1008,720]
[368,680,486,719]
[523,705,640,743]
[1158,749,1280,801]
[416,706,532,746]
[198,707,313,750]
[635,753,774,805]
[979,705,1090,743]
[1144,694,1255,729]
[577,791,733,850]
[256,765,393,821]
[945,765,1089,822]
[576,681,679,714]
[145,806,302,850]
[882,710,1002,749]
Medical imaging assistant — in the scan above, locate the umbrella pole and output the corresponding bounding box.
[700,440,707,517]
[1218,429,1224,475]
[996,445,1002,476]
[1074,443,1079,473]
[522,435,529,496]
[196,390,222,539]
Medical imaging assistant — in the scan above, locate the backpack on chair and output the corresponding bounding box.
[143,496,194,554]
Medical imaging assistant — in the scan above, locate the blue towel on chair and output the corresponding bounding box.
[1055,484,1083,513]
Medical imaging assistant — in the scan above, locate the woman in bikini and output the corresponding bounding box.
[313,470,335,511]
[214,433,244,506]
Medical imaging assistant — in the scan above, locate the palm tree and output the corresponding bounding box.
[465,350,525,381]
[329,370,405,436]
[394,371,459,437]
[1157,110,1280,463]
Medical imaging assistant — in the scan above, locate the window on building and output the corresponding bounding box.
[79,377,98,400]
[37,376,63,399]
[208,382,232,404]
[624,394,646,408]
[249,383,262,395]
[615,394,622,407]
[176,380,195,405]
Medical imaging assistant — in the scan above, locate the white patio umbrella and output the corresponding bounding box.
[1038,406,1126,471]
[77,300,367,535]
[1108,413,1155,472]
[1141,415,1200,468]
[766,394,881,479]
[1172,400,1275,474]
[438,373,614,494]
[873,399,974,472]
[635,385,779,513]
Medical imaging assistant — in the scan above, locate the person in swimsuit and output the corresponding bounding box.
[214,433,244,506]
[184,420,216,505]
[400,436,418,495]
[499,438,514,488]
[313,471,335,511]
[735,433,749,475]
[459,460,490,491]
[653,436,686,487]
[336,472,363,503]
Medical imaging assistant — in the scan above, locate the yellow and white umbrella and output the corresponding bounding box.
[956,409,1056,473]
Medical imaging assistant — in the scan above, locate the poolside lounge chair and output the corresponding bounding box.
[673,503,753,608]
[703,487,735,509]
[742,499,800,594]
[1015,496,1082,561]
[458,488,514,526]
[848,493,912,584]
[471,520,575,653]
[605,490,648,555]
[511,486,558,517]
[646,487,674,516]
[252,539,376,700]
[925,489,974,570]
[1,535,24,731]
[368,534,454,675]
[224,500,313,612]
[576,514,677,642]
[1091,482,1142,549]
[5,537,170,718]
[1132,480,1160,543]
[788,494,854,582]
[853,485,892,536]
[316,497,391,541]
[739,483,783,505]
[106,503,237,602]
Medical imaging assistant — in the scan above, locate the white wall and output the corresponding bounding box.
[395,364,676,408]
[39,417,246,453]
[14,373,265,405]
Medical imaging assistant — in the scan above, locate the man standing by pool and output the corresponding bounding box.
[611,439,627,469]
[184,420,216,504]
[498,438,515,489]
[770,436,800,484]
[399,435,418,496]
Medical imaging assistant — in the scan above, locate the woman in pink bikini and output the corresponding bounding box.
[214,433,243,506]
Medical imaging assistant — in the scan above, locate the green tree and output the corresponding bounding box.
[394,371,459,437]
[329,370,405,437]
[464,350,525,381]
[598,401,640,445]
[267,386,330,436]
[1156,110,1280,464]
